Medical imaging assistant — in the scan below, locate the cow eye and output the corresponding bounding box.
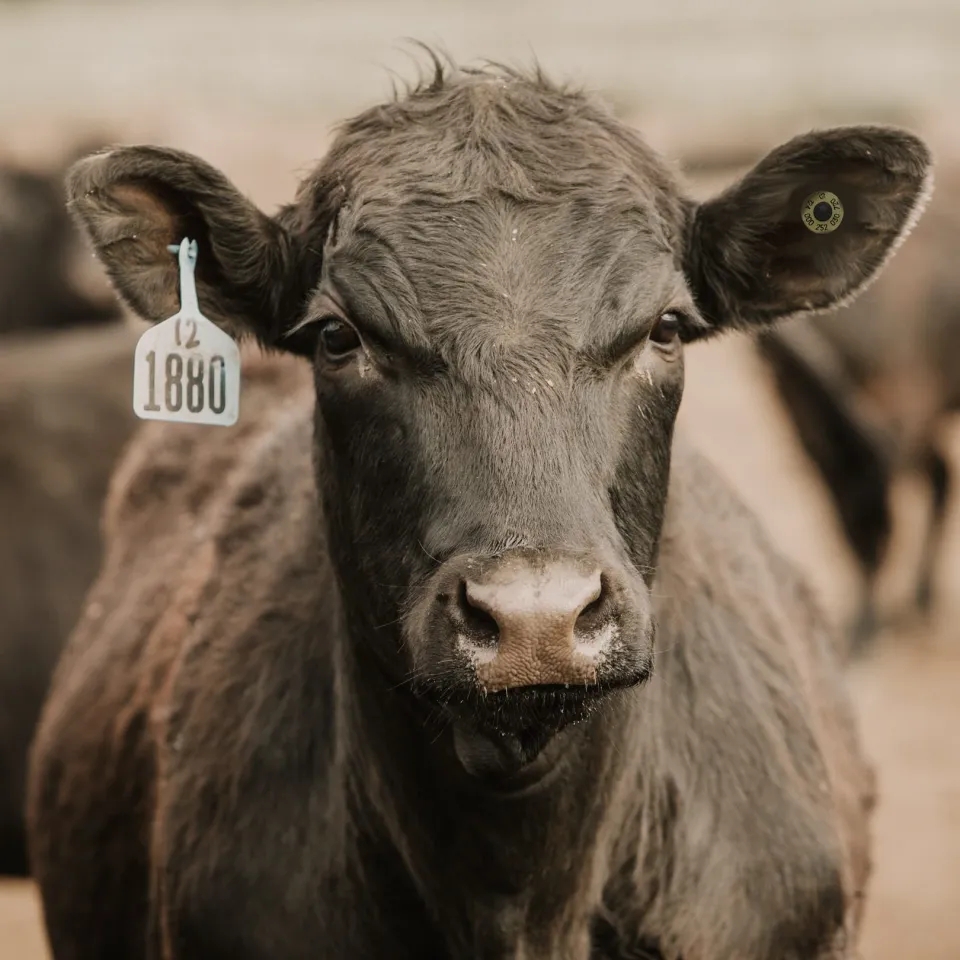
[649,312,681,346]
[318,317,362,361]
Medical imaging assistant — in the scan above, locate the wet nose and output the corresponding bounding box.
[456,553,616,692]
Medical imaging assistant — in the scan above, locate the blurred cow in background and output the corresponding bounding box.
[0,143,120,336]
[0,142,138,876]
[680,142,960,653]
[756,169,960,652]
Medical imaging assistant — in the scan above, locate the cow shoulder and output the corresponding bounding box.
[102,348,310,540]
[620,438,871,957]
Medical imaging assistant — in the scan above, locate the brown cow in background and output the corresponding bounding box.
[0,146,138,876]
[681,141,960,652]
[0,146,119,336]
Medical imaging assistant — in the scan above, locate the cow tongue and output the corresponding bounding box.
[452,723,530,778]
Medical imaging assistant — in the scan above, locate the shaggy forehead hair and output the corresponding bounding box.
[303,53,685,208]
[289,53,692,369]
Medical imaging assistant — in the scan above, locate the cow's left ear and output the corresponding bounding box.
[682,126,933,340]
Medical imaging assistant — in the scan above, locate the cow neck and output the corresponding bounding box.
[330,611,631,955]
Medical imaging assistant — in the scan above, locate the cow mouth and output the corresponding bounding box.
[478,682,611,725]
[436,670,650,780]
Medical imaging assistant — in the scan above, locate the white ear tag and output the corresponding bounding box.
[132,238,241,426]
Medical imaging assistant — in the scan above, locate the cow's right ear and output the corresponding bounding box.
[66,145,316,355]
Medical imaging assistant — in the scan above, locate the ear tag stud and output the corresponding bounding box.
[132,237,241,426]
[801,190,844,234]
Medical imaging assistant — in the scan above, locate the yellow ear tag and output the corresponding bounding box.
[801,191,844,234]
[131,238,241,426]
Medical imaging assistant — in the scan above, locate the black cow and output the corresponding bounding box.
[28,59,931,959]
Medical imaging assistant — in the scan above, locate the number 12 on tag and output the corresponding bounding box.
[134,319,240,426]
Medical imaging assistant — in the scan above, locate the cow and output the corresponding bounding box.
[0,323,140,878]
[0,146,119,336]
[26,58,932,960]
[0,147,135,877]
[679,143,960,653]
[756,170,960,652]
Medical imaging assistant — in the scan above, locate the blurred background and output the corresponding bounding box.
[0,1,958,957]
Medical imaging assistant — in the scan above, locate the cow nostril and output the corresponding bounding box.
[573,574,609,634]
[456,579,500,641]
[452,559,624,691]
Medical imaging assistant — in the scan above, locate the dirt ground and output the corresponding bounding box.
[1,2,958,958]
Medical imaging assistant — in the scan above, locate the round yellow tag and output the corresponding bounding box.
[801,190,844,234]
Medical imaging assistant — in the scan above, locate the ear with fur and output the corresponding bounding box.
[65,145,315,354]
[683,126,934,340]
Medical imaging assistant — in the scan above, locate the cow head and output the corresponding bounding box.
[66,65,931,776]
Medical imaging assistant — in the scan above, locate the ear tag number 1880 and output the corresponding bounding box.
[132,238,241,426]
